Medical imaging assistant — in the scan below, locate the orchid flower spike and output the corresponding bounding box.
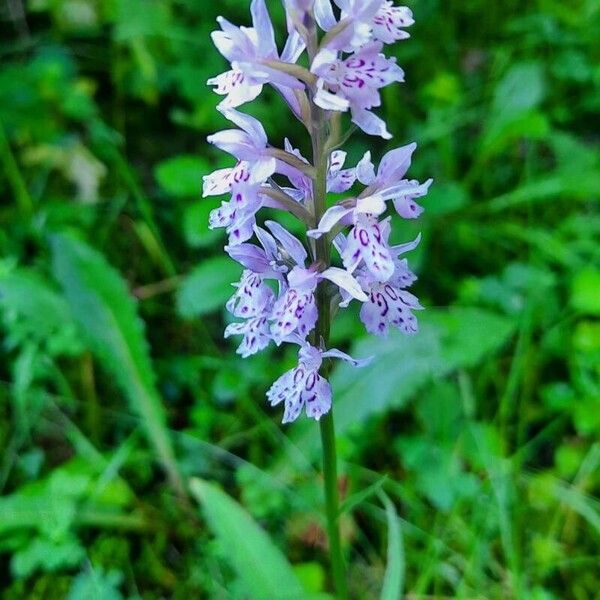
[204,0,432,423]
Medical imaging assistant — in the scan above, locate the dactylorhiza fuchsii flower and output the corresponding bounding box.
[203,0,432,423]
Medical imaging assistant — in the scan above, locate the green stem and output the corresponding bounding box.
[319,410,348,599]
[307,23,347,597]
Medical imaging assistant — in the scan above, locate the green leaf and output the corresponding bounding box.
[50,234,184,495]
[12,536,85,578]
[190,478,310,600]
[177,257,241,318]
[183,200,223,248]
[0,270,83,354]
[379,493,404,600]
[68,567,124,600]
[155,154,209,198]
[493,62,545,115]
[570,268,600,315]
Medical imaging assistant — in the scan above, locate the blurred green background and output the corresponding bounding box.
[1,0,599,598]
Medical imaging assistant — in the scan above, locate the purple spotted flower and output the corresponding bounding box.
[203,0,432,423]
[312,41,405,138]
[307,142,433,242]
[371,2,414,43]
[227,220,366,345]
[208,0,306,113]
[267,343,372,423]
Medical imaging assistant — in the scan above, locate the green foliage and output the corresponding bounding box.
[191,478,326,600]
[50,234,183,494]
[379,493,404,600]
[0,0,599,598]
[177,257,241,318]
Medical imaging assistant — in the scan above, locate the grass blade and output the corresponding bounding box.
[190,478,311,600]
[379,492,404,600]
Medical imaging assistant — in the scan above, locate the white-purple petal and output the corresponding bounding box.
[355,194,386,215]
[321,348,373,367]
[219,108,268,147]
[314,0,337,31]
[342,215,394,281]
[250,0,277,58]
[226,270,274,317]
[356,151,376,185]
[320,266,368,302]
[307,205,355,239]
[225,313,272,358]
[226,243,271,273]
[264,220,308,266]
[376,142,415,185]
[351,107,392,140]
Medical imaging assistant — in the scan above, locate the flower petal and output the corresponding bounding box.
[314,0,337,31]
[391,232,422,256]
[250,0,277,57]
[219,108,268,146]
[320,266,368,301]
[351,108,392,140]
[376,142,416,185]
[264,220,307,266]
[225,314,272,358]
[307,205,355,238]
[226,243,271,273]
[355,194,386,215]
[321,348,373,367]
[356,151,376,185]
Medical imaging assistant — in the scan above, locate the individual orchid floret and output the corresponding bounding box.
[319,1,414,53]
[224,269,277,357]
[262,221,366,343]
[226,269,274,318]
[225,313,273,358]
[307,143,433,241]
[360,283,423,336]
[312,42,405,138]
[371,2,414,43]
[267,343,372,423]
[208,182,263,245]
[353,234,424,335]
[357,143,433,219]
[342,214,395,281]
[208,0,306,111]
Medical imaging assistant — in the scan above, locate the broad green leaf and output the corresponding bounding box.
[379,493,404,600]
[291,308,515,455]
[190,478,312,600]
[183,200,222,248]
[50,234,184,494]
[155,154,209,198]
[493,62,545,115]
[570,268,600,315]
[177,257,241,318]
[68,567,124,600]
